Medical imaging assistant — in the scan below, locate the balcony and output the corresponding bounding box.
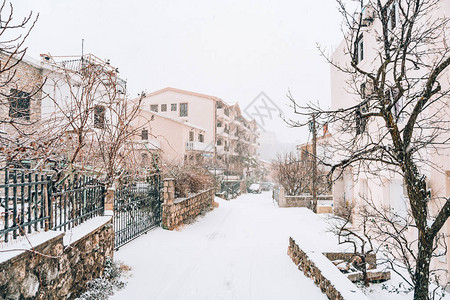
[186,141,214,153]
[216,108,230,120]
[134,139,161,150]
[216,127,230,137]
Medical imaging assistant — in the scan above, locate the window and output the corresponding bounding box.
[161,104,167,112]
[386,88,404,122]
[356,35,364,64]
[217,121,222,127]
[388,1,398,30]
[224,108,229,116]
[180,103,188,117]
[171,103,177,111]
[141,153,148,166]
[217,102,223,109]
[217,139,222,146]
[189,131,194,142]
[94,105,105,129]
[355,104,367,135]
[199,133,204,143]
[141,129,148,140]
[150,104,158,112]
[9,89,30,120]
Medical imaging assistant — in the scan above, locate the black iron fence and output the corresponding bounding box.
[114,173,161,249]
[51,173,105,232]
[0,168,105,243]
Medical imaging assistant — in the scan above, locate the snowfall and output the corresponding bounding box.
[111,192,449,300]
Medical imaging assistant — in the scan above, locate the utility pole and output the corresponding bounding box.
[311,114,318,213]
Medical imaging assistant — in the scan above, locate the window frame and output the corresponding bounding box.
[94,105,106,129]
[171,103,177,111]
[150,104,159,112]
[141,128,149,140]
[8,89,31,120]
[180,103,188,117]
[356,34,364,64]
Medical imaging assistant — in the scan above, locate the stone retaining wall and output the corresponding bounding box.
[287,237,368,300]
[323,252,377,269]
[0,217,114,299]
[278,186,333,208]
[162,178,215,230]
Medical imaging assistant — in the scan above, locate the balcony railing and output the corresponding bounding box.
[186,141,214,153]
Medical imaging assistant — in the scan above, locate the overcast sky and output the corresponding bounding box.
[13,0,344,144]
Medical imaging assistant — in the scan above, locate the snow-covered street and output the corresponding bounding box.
[111,192,333,300]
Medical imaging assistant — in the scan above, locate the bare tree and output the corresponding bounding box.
[328,203,375,287]
[286,0,450,298]
[42,55,147,185]
[93,92,146,186]
[273,152,321,196]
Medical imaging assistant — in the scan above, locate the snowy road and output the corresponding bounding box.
[111,192,331,300]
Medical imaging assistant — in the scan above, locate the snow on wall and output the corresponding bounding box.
[288,237,369,300]
[0,216,114,299]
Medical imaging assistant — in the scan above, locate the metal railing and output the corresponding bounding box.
[113,173,161,249]
[0,169,105,243]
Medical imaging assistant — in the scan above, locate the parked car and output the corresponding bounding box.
[261,182,274,191]
[248,183,262,194]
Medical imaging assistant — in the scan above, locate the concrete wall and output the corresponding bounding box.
[0,217,114,299]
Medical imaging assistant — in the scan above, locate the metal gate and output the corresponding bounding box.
[113,173,161,249]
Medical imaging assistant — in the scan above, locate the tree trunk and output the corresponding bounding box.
[413,233,433,300]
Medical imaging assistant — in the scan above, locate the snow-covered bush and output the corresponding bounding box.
[163,163,214,198]
[75,257,129,300]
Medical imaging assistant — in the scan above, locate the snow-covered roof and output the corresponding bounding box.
[138,109,206,132]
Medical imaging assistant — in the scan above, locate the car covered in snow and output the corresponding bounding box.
[261,182,274,191]
[248,183,262,194]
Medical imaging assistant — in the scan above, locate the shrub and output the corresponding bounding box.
[163,163,214,198]
[75,257,129,300]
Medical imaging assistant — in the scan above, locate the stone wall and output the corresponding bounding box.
[323,252,377,270]
[0,217,114,299]
[278,186,333,208]
[162,178,215,230]
[287,237,368,300]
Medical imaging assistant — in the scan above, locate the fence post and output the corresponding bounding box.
[279,186,286,207]
[46,175,52,231]
[162,178,175,230]
[104,184,115,216]
[163,178,175,205]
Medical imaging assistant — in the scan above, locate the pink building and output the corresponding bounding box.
[131,109,211,166]
[329,1,450,285]
[138,87,259,174]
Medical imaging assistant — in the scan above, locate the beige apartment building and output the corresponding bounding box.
[131,109,210,166]
[138,87,259,175]
[329,1,450,284]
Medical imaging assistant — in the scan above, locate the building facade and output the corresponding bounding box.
[139,87,259,175]
[329,0,450,284]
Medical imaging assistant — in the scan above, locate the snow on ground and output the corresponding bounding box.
[111,192,328,300]
[111,191,448,300]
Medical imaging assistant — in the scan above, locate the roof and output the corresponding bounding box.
[146,87,221,101]
[296,133,332,149]
[138,109,206,131]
